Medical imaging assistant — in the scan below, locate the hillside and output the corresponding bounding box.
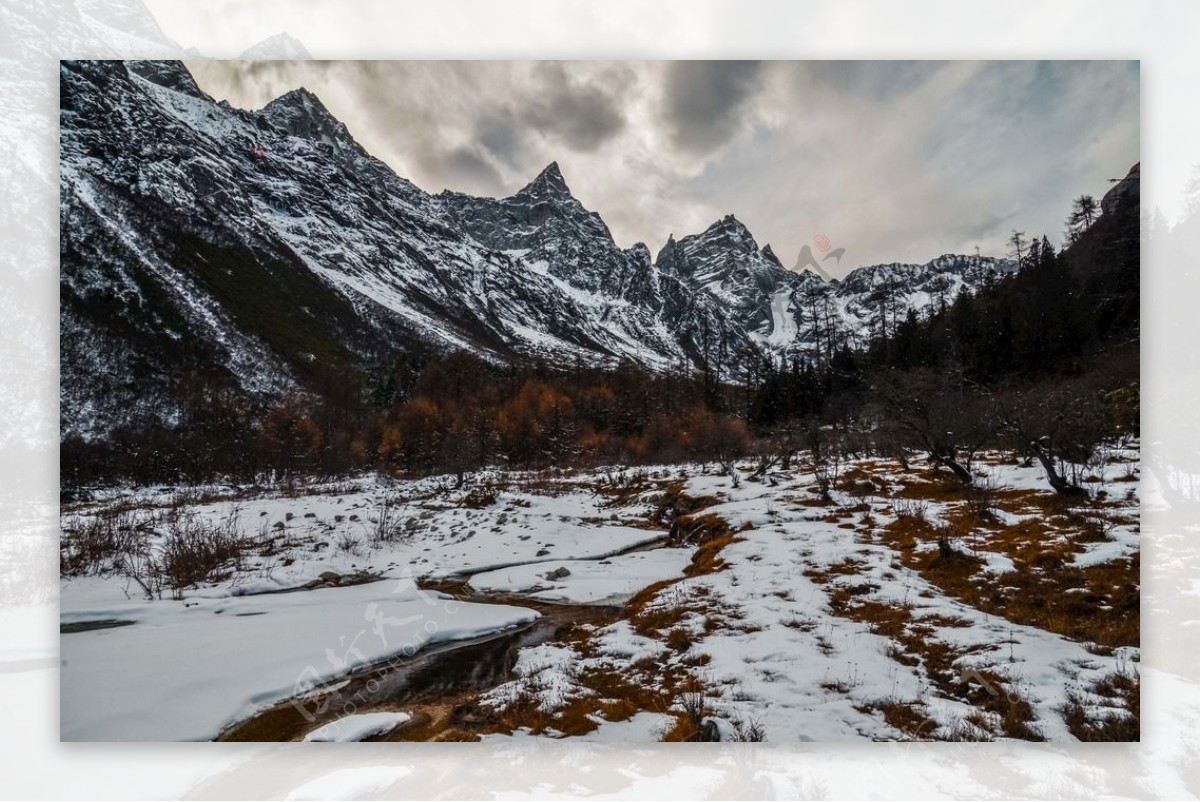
[61,59,1013,442]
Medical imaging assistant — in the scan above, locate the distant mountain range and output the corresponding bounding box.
[60,59,1014,440]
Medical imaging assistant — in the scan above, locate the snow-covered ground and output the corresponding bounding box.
[764,287,797,347]
[302,712,412,742]
[469,549,693,604]
[60,444,1140,742]
[60,578,537,741]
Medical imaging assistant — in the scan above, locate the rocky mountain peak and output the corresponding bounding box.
[60,58,1037,440]
[127,60,209,99]
[239,32,313,60]
[627,242,652,265]
[262,86,326,116]
[761,244,782,267]
[260,87,355,150]
[689,214,759,255]
[712,213,753,236]
[516,161,572,199]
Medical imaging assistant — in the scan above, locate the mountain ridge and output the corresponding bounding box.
[60,59,1016,441]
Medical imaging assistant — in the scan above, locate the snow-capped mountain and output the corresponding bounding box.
[60,59,1014,439]
[238,32,313,60]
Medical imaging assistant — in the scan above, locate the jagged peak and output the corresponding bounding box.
[691,213,758,250]
[516,161,572,198]
[626,242,653,268]
[126,60,208,100]
[761,243,782,267]
[837,253,1017,288]
[655,233,677,265]
[263,86,328,115]
[239,31,313,60]
[259,86,359,149]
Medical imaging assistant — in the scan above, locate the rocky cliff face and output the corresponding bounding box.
[60,59,1014,439]
[1102,162,1140,216]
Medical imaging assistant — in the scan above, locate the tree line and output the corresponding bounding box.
[61,354,753,489]
[62,187,1139,492]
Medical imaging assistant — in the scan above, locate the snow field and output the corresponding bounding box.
[60,443,1139,741]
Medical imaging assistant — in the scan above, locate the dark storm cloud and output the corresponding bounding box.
[475,110,530,168]
[438,145,506,195]
[658,61,765,157]
[209,60,625,194]
[185,59,1139,274]
[521,62,628,152]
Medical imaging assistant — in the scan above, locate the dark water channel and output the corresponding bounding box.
[217,583,622,741]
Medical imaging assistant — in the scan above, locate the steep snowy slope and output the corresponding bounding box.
[60,59,1013,440]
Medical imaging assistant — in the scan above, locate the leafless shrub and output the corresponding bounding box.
[366,496,408,546]
[734,718,766,742]
[932,522,966,564]
[964,475,1001,520]
[60,509,142,576]
[1062,672,1140,741]
[335,530,361,556]
[118,548,164,600]
[159,508,246,597]
[942,718,994,742]
[893,498,928,521]
[678,690,711,739]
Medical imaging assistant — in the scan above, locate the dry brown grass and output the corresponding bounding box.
[483,506,746,741]
[435,728,482,742]
[856,699,933,739]
[625,542,744,637]
[916,613,973,628]
[658,678,716,741]
[666,627,692,652]
[815,569,1045,741]
[890,472,974,502]
[836,598,911,639]
[875,495,1138,650]
[1062,672,1140,741]
[839,466,886,497]
[684,530,743,577]
[649,481,721,527]
[803,556,869,584]
[471,636,693,738]
[670,512,734,546]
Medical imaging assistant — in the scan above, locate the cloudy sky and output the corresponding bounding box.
[185,60,1138,274]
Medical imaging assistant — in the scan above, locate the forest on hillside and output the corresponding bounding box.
[62,184,1139,496]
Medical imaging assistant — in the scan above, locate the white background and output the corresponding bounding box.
[2,0,1198,798]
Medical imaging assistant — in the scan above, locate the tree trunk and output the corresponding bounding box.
[1031,442,1088,497]
[932,451,973,485]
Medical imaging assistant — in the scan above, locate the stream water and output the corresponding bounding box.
[216,582,623,741]
[214,530,686,741]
